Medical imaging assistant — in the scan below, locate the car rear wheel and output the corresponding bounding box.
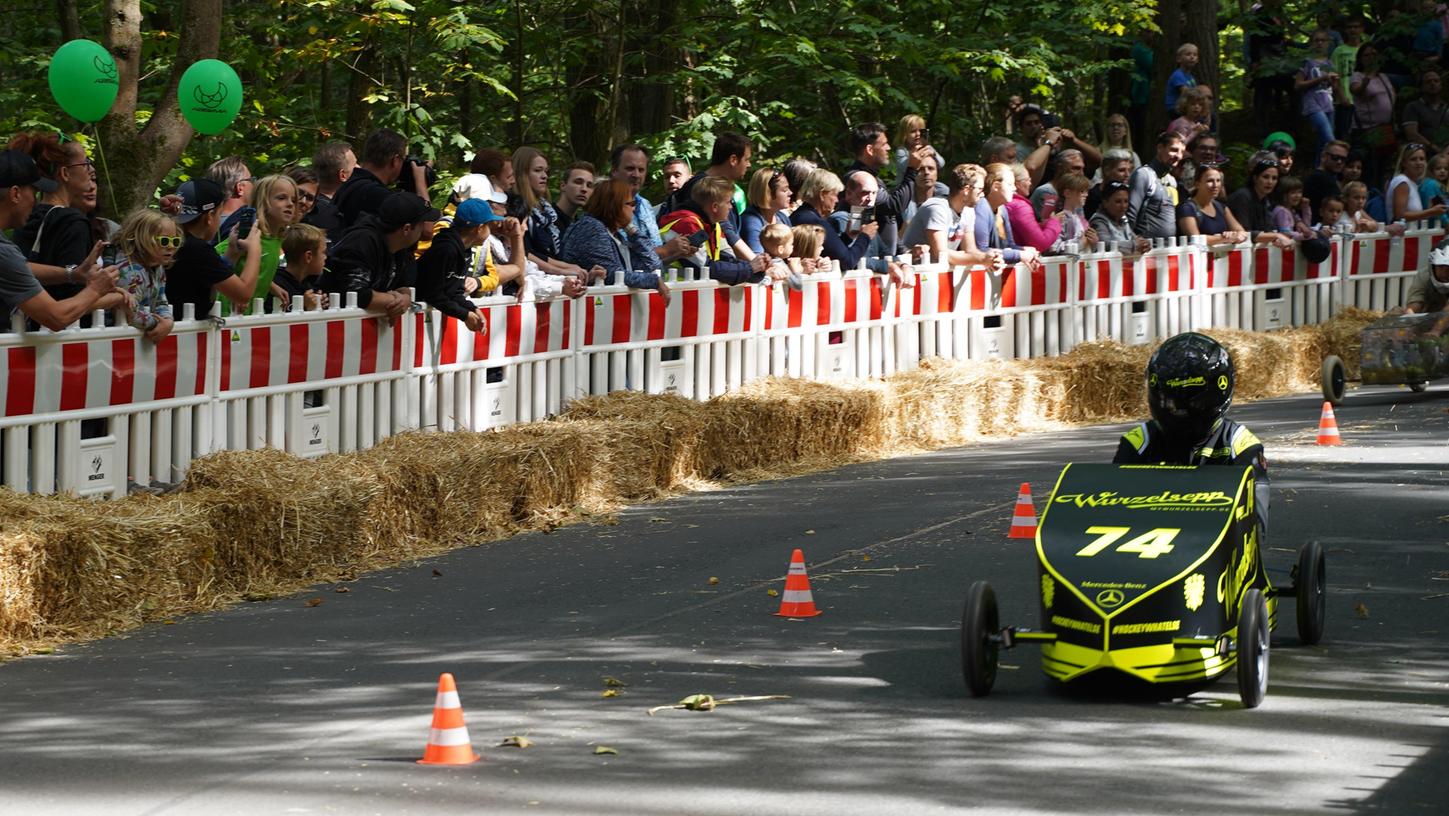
[1237,588,1269,709]
[1295,541,1326,646]
[961,581,1000,697]
[1321,355,1346,405]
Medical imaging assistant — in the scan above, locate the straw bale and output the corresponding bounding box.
[888,358,1064,447]
[0,490,218,645]
[1037,341,1151,424]
[356,423,615,544]
[182,448,382,588]
[696,377,890,478]
[559,392,708,498]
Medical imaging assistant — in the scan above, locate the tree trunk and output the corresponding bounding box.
[509,0,524,146]
[1148,0,1183,139]
[457,50,473,161]
[1183,0,1221,100]
[56,0,82,42]
[99,0,221,217]
[344,39,375,141]
[628,0,679,137]
[565,5,613,166]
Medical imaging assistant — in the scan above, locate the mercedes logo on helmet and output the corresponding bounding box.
[1096,588,1125,608]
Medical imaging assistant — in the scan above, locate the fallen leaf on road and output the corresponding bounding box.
[305,598,323,607]
[593,746,618,755]
[603,676,628,687]
[708,576,719,585]
[1355,602,1370,618]
[432,569,443,577]
[862,554,872,562]
[334,587,350,593]
[767,588,779,597]
[499,735,533,748]
[804,529,815,535]
[602,689,621,698]
[649,517,668,523]
[647,693,791,715]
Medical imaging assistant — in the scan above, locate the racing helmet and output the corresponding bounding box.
[1431,241,1449,268]
[1432,241,1449,293]
[1146,332,1234,443]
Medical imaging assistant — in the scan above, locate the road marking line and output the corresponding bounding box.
[479,499,1016,681]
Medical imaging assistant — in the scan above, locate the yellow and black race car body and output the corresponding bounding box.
[1023,463,1274,684]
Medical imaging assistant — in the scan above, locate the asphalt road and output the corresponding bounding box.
[1,384,1446,815]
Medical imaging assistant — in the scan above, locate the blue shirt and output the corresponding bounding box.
[632,192,662,252]
[1165,68,1196,114]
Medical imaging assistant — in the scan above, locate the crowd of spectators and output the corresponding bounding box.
[1,6,1447,335]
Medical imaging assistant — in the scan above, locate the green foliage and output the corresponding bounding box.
[0,0,1354,202]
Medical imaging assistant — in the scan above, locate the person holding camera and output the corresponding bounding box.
[330,129,430,240]
[841,122,927,264]
[168,178,263,319]
[0,150,119,332]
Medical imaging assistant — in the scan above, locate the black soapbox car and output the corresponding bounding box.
[961,463,1325,708]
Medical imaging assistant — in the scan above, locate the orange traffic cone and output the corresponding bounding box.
[1315,401,1342,446]
[418,672,481,765]
[1008,482,1038,539]
[775,548,822,618]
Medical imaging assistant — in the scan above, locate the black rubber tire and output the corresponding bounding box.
[1237,588,1269,709]
[1410,381,1428,393]
[961,581,1000,697]
[1321,355,1346,405]
[1295,541,1327,646]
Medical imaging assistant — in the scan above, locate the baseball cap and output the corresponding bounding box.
[454,197,504,227]
[451,173,493,202]
[378,191,441,229]
[1262,131,1296,152]
[0,150,59,193]
[174,178,225,224]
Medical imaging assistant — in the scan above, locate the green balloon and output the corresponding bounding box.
[178,60,243,136]
[47,39,119,123]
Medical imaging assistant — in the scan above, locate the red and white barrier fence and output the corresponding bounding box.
[419,296,573,431]
[578,277,760,399]
[0,227,1437,497]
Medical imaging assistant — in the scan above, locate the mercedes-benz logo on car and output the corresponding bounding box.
[1096,588,1125,608]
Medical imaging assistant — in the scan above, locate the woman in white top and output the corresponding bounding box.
[1388,143,1448,223]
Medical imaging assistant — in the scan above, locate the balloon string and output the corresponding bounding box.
[91,124,118,217]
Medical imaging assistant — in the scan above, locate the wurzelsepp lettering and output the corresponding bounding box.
[1053,490,1234,510]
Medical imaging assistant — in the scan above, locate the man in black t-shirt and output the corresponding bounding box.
[167,178,262,319]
